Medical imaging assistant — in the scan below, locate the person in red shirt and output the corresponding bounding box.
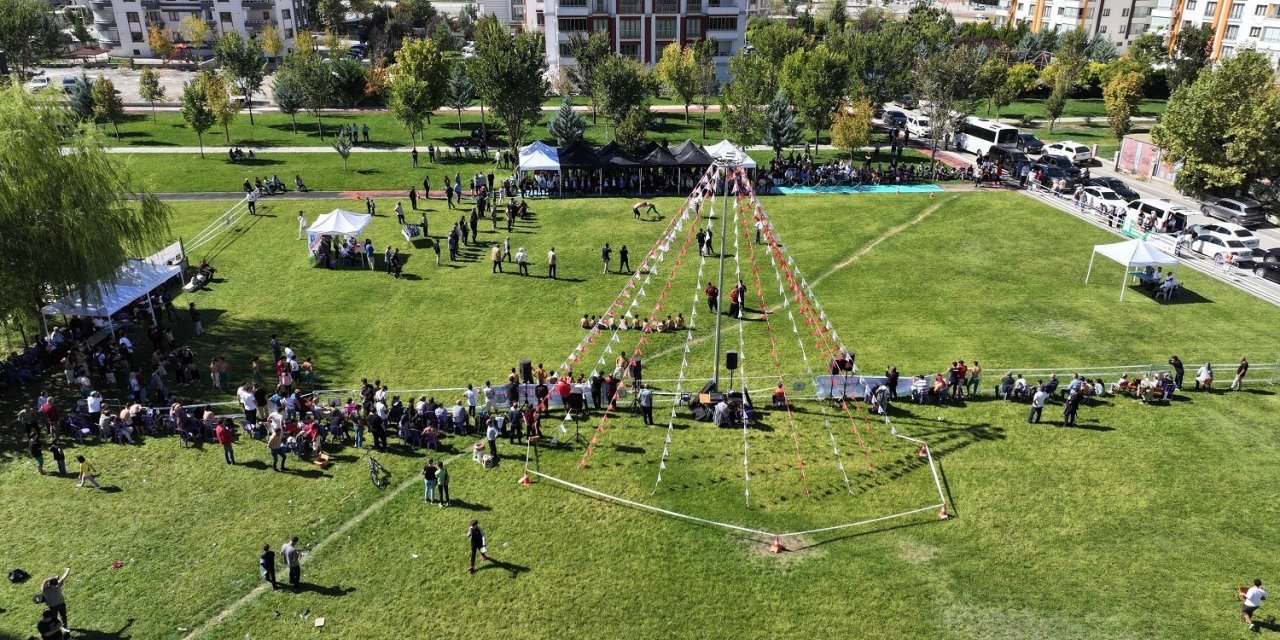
[704,282,719,314]
[41,401,60,431]
[957,361,969,398]
[214,419,235,465]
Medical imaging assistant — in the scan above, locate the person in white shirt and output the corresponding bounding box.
[283,344,295,361]
[86,391,103,425]
[1028,386,1049,423]
[297,211,307,240]
[118,335,133,354]
[1242,578,1267,630]
[464,385,477,418]
[238,385,258,425]
[482,382,495,410]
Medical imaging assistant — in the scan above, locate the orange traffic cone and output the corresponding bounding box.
[938,506,951,520]
[769,536,785,554]
[918,446,929,458]
[518,471,531,485]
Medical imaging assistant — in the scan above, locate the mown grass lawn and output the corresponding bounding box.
[3,191,1278,639]
[998,97,1168,120]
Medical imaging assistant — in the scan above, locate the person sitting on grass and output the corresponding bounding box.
[580,314,591,329]
[1195,363,1213,390]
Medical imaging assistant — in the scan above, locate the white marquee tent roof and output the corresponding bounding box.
[704,140,757,169]
[308,209,372,237]
[1092,239,1179,267]
[41,260,182,318]
[518,142,560,172]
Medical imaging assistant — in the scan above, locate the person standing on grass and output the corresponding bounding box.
[260,544,278,590]
[30,435,44,475]
[423,459,438,503]
[423,175,431,199]
[601,243,611,274]
[246,188,257,216]
[436,460,450,507]
[40,567,70,629]
[75,455,100,489]
[215,419,235,465]
[516,247,528,276]
[188,303,204,337]
[36,608,69,640]
[49,443,65,476]
[433,238,441,266]
[409,188,418,211]
[1242,578,1267,631]
[281,536,301,591]
[412,148,419,168]
[1169,355,1185,389]
[268,419,286,471]
[446,181,455,209]
[618,245,630,274]
[362,123,369,142]
[466,520,489,573]
[1028,385,1048,424]
[547,247,557,279]
[1232,357,1249,391]
[1062,389,1082,427]
[638,384,654,425]
[366,197,376,217]
[395,201,405,225]
[297,211,307,240]
[491,244,503,273]
[485,418,499,465]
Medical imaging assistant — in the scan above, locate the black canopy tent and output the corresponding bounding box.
[551,139,713,196]
[555,140,600,197]
[640,144,681,195]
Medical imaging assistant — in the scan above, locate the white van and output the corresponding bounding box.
[905,112,931,138]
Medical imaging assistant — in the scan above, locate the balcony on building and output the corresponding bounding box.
[687,0,703,11]
[589,0,609,11]
[617,0,642,13]
[654,0,679,12]
[94,15,117,27]
[243,0,274,7]
[88,0,110,8]
[706,0,736,10]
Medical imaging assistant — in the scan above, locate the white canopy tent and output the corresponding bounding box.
[518,142,561,172]
[307,209,372,253]
[1085,239,1179,300]
[704,140,757,169]
[40,259,183,331]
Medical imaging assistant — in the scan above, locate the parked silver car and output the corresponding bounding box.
[1200,196,1267,226]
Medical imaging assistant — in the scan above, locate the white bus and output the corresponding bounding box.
[954,117,1019,156]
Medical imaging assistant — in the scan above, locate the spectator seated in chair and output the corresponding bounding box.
[1010,375,1028,401]
[1041,374,1060,398]
[771,384,787,409]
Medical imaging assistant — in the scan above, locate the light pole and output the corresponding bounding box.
[711,152,737,388]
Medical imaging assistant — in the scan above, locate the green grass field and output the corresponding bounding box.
[3,190,1279,639]
[998,97,1168,120]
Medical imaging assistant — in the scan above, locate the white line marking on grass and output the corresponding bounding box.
[181,452,466,640]
[808,197,952,289]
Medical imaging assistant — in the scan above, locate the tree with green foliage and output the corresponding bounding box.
[290,53,335,139]
[179,79,215,158]
[831,97,874,160]
[693,39,718,140]
[567,31,612,123]
[330,57,368,107]
[471,15,549,159]
[259,22,284,59]
[66,74,95,121]
[272,69,304,134]
[760,90,803,159]
[613,107,648,155]
[457,1,479,39]
[138,68,165,124]
[835,20,915,111]
[594,54,652,138]
[1167,24,1211,94]
[148,24,176,65]
[332,125,355,170]
[654,43,700,123]
[548,97,587,147]
[445,63,475,131]
[1103,70,1144,141]
[721,48,771,146]
[826,0,848,30]
[977,56,1009,116]
[323,28,342,58]
[214,32,268,125]
[916,44,985,163]
[317,0,346,29]
[0,0,61,76]
[179,15,211,61]
[1127,31,1165,69]
[1045,28,1089,130]
[1085,34,1118,62]
[432,20,457,52]
[746,20,805,96]
[780,43,849,145]
[387,37,448,146]
[1153,50,1280,195]
[0,84,171,327]
[90,75,125,139]
[199,70,240,144]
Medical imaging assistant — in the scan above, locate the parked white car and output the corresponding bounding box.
[1082,186,1125,209]
[1189,222,1261,249]
[26,76,50,91]
[1044,141,1093,165]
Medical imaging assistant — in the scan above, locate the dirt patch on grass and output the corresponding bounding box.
[896,538,938,564]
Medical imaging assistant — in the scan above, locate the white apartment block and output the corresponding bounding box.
[1150,0,1280,63]
[480,0,752,80]
[1007,0,1159,50]
[81,0,302,59]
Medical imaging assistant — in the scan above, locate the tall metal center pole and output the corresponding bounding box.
[711,159,734,388]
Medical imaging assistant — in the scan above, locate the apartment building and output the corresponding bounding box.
[81,0,301,59]
[480,0,752,79]
[1007,0,1159,50]
[1151,0,1280,62]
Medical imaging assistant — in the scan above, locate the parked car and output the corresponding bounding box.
[1188,222,1261,249]
[1260,247,1280,264]
[1086,177,1140,202]
[883,109,908,127]
[1188,234,1261,261]
[1127,198,1195,233]
[1036,165,1077,191]
[1082,186,1126,210]
[61,76,81,92]
[1015,133,1045,154]
[26,75,50,91]
[1255,262,1280,283]
[1034,154,1081,178]
[1200,196,1268,226]
[1043,140,1094,165]
[986,144,1028,171]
